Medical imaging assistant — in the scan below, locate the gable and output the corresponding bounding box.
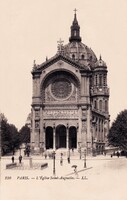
[32,54,90,73]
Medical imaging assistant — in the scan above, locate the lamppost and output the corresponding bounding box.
[78,142,82,159]
[53,151,56,176]
[84,149,87,168]
[0,114,2,159]
[79,147,82,159]
[19,146,21,156]
[67,148,70,164]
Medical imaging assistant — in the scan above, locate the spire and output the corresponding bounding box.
[69,9,82,43]
[99,54,102,60]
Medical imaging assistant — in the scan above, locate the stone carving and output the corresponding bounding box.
[82,110,87,120]
[82,121,87,131]
[57,61,64,66]
[45,87,54,102]
[67,87,77,101]
[43,110,78,119]
[35,121,39,128]
[35,111,40,117]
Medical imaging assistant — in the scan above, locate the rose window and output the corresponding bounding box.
[51,78,72,99]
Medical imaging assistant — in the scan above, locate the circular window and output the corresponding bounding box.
[51,78,72,99]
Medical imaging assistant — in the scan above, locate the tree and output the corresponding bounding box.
[1,113,20,155]
[108,109,127,150]
[19,125,30,144]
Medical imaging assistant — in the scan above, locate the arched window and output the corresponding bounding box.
[99,74,103,86]
[105,100,108,111]
[94,100,97,109]
[99,100,102,111]
[95,75,98,85]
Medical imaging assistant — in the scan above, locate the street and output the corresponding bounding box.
[1,154,127,200]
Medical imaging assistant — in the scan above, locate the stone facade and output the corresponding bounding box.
[30,13,110,155]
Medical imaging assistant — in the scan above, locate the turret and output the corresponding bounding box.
[69,9,82,42]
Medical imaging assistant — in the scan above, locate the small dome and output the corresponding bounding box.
[95,56,107,68]
[63,41,97,68]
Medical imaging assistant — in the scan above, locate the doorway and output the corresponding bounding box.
[46,127,53,149]
[56,125,66,149]
[69,126,77,149]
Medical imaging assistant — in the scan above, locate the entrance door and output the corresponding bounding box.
[46,127,53,149]
[69,126,77,148]
[56,125,66,149]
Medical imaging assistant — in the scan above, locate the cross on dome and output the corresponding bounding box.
[57,38,64,45]
[74,8,77,14]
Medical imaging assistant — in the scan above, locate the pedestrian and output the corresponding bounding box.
[111,154,113,158]
[12,156,14,163]
[60,156,63,166]
[117,151,120,158]
[74,166,78,178]
[44,153,47,159]
[19,155,22,164]
[67,157,70,164]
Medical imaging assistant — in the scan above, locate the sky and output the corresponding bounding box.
[0,0,127,130]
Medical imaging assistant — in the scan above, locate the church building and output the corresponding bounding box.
[30,11,110,155]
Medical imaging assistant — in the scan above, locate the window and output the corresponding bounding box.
[95,75,98,85]
[105,100,108,111]
[104,75,106,86]
[94,100,97,109]
[99,100,102,111]
[99,74,102,86]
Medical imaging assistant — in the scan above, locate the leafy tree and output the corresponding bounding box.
[19,125,30,144]
[108,110,127,150]
[1,113,20,155]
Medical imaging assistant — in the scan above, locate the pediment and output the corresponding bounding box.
[32,54,90,74]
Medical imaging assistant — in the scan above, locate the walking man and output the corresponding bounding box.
[12,156,14,163]
[60,156,63,166]
[19,155,22,164]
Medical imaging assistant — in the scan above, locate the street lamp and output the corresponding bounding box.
[19,146,21,156]
[53,151,56,176]
[84,149,87,168]
[67,149,70,164]
[0,114,2,159]
[78,142,82,159]
[79,147,82,159]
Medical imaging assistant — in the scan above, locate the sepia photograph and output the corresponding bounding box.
[0,0,127,200]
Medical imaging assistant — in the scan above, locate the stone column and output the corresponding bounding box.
[66,123,69,149]
[53,123,56,150]
[76,123,79,149]
[43,123,46,151]
[86,106,92,152]
[39,107,43,147]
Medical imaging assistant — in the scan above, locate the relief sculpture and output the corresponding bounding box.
[43,110,78,119]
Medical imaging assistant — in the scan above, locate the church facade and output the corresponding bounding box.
[30,12,110,155]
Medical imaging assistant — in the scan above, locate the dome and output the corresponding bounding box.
[95,56,107,69]
[56,12,97,69]
[63,41,97,68]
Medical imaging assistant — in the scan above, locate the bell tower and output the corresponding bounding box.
[91,55,109,154]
